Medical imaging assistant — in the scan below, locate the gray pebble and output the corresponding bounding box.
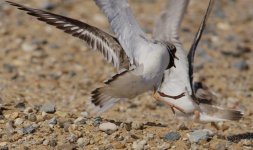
[74,117,86,125]
[0,146,8,150]
[164,132,181,141]
[93,117,102,126]
[14,102,25,110]
[22,125,36,134]
[14,118,24,126]
[40,103,56,113]
[66,134,77,143]
[188,129,212,143]
[233,60,249,71]
[48,117,57,125]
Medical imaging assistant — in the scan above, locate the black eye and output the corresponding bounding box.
[166,43,177,70]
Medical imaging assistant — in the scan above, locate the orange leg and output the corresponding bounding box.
[153,92,186,114]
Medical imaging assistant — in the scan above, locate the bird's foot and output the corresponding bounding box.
[153,92,186,114]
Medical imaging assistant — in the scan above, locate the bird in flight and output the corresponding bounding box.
[6,0,184,115]
[153,0,243,122]
[6,0,243,122]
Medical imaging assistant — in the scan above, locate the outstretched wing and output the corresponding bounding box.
[7,1,129,70]
[94,0,149,64]
[153,0,189,43]
[188,0,214,95]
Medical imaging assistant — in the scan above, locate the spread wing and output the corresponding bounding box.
[94,0,149,64]
[7,1,129,70]
[188,0,214,95]
[153,0,189,43]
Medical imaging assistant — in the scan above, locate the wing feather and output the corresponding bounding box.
[153,0,189,42]
[7,1,129,70]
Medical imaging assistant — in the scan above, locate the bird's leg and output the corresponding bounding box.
[158,91,185,100]
[153,91,186,114]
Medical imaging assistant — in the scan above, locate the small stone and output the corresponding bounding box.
[188,129,212,143]
[131,121,143,130]
[43,140,49,145]
[40,103,56,113]
[132,140,147,150]
[21,42,37,52]
[48,117,57,127]
[93,117,102,126]
[22,125,36,134]
[233,60,249,71]
[164,132,181,141]
[10,112,19,119]
[99,122,118,133]
[66,134,77,143]
[41,1,56,10]
[24,107,34,114]
[74,117,86,125]
[48,139,57,147]
[27,114,37,122]
[77,137,89,147]
[55,111,68,117]
[80,112,88,118]
[0,142,8,150]
[14,118,24,126]
[15,103,26,110]
[177,123,189,130]
[6,121,15,134]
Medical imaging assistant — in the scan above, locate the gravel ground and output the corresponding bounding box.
[0,0,253,149]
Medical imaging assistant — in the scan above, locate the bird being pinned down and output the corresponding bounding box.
[153,0,243,122]
[7,0,182,116]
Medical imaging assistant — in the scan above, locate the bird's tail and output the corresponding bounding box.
[198,103,243,122]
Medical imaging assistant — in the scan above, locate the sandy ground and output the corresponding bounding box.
[0,0,253,149]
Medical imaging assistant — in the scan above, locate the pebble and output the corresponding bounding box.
[22,125,36,134]
[14,103,26,110]
[27,114,37,122]
[6,121,15,134]
[188,129,212,143]
[74,117,86,125]
[80,112,88,118]
[131,121,144,130]
[21,42,37,52]
[0,142,8,150]
[132,140,147,150]
[177,123,189,130]
[93,117,102,126]
[48,138,57,147]
[163,132,181,141]
[41,1,56,10]
[66,134,78,143]
[48,117,57,126]
[9,112,19,119]
[99,122,118,133]
[14,118,24,126]
[77,137,89,147]
[55,111,68,118]
[40,103,56,113]
[24,107,34,114]
[233,60,249,71]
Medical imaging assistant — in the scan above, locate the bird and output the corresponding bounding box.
[153,0,243,122]
[6,0,184,115]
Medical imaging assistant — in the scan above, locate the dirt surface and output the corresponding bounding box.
[0,0,253,149]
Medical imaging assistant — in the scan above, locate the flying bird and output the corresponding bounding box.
[153,0,243,122]
[6,0,183,115]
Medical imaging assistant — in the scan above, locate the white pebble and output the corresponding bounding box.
[99,122,118,132]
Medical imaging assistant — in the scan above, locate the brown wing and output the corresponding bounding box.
[7,1,129,70]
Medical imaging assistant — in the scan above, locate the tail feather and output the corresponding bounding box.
[199,104,243,122]
[86,87,119,116]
